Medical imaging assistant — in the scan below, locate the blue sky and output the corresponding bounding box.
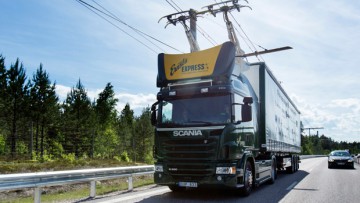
[1,0,359,142]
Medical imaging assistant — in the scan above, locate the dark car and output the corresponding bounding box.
[328,150,354,169]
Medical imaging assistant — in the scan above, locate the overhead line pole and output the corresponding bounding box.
[302,127,324,136]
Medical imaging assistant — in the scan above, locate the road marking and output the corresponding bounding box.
[286,181,298,190]
[99,187,170,203]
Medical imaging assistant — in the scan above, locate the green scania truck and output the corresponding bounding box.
[150,1,301,196]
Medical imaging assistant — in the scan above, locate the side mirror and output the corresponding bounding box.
[243,97,253,104]
[241,104,252,122]
[241,97,253,122]
[233,97,253,123]
[151,101,159,126]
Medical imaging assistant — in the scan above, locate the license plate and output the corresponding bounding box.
[178,182,198,188]
[337,162,345,165]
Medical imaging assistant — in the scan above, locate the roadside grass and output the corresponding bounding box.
[0,158,138,174]
[2,175,154,203]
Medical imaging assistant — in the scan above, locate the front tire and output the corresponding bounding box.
[240,161,254,196]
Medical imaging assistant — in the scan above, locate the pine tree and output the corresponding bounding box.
[0,55,7,155]
[61,79,94,157]
[134,107,154,163]
[93,83,118,158]
[95,82,118,127]
[4,58,29,157]
[118,103,135,161]
[29,64,59,159]
[0,55,7,123]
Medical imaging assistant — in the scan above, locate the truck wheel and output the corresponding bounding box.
[286,156,295,174]
[293,156,298,172]
[268,158,277,184]
[295,156,299,171]
[240,161,253,196]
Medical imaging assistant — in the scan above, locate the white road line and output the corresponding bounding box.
[286,181,298,190]
[99,187,170,203]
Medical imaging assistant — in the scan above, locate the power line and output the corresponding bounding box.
[90,0,165,52]
[165,0,180,12]
[196,25,217,46]
[76,0,182,53]
[169,0,183,12]
[76,0,158,54]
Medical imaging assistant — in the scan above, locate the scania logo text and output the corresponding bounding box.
[173,130,203,137]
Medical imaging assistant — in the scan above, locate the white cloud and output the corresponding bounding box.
[55,84,71,101]
[56,84,156,116]
[115,93,156,114]
[295,95,360,142]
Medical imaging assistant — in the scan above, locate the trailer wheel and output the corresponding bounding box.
[240,161,253,196]
[268,158,277,184]
[295,155,299,171]
[286,156,295,174]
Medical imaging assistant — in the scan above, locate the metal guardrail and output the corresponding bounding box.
[0,155,352,203]
[0,165,154,203]
[299,155,327,159]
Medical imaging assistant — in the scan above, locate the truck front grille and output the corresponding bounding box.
[162,137,219,180]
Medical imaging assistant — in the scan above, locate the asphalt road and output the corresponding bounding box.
[84,157,360,203]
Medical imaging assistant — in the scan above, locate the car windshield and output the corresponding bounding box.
[331,151,350,157]
[159,95,231,127]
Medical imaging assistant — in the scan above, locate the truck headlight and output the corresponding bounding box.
[155,164,163,172]
[216,166,236,174]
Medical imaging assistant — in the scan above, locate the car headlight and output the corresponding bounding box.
[348,159,354,162]
[216,166,236,174]
[155,164,163,172]
[328,158,334,162]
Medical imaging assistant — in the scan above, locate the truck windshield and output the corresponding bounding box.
[159,95,231,127]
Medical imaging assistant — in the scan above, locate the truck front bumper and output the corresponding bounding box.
[154,164,245,189]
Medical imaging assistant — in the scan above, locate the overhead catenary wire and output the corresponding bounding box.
[76,0,182,53]
[90,0,165,53]
[166,0,180,12]
[169,0,183,12]
[76,0,158,54]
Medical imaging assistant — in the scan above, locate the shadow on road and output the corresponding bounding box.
[139,170,310,203]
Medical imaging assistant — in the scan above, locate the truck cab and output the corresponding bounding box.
[151,42,262,194]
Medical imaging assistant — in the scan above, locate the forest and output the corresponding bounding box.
[0,55,359,165]
[0,55,154,164]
